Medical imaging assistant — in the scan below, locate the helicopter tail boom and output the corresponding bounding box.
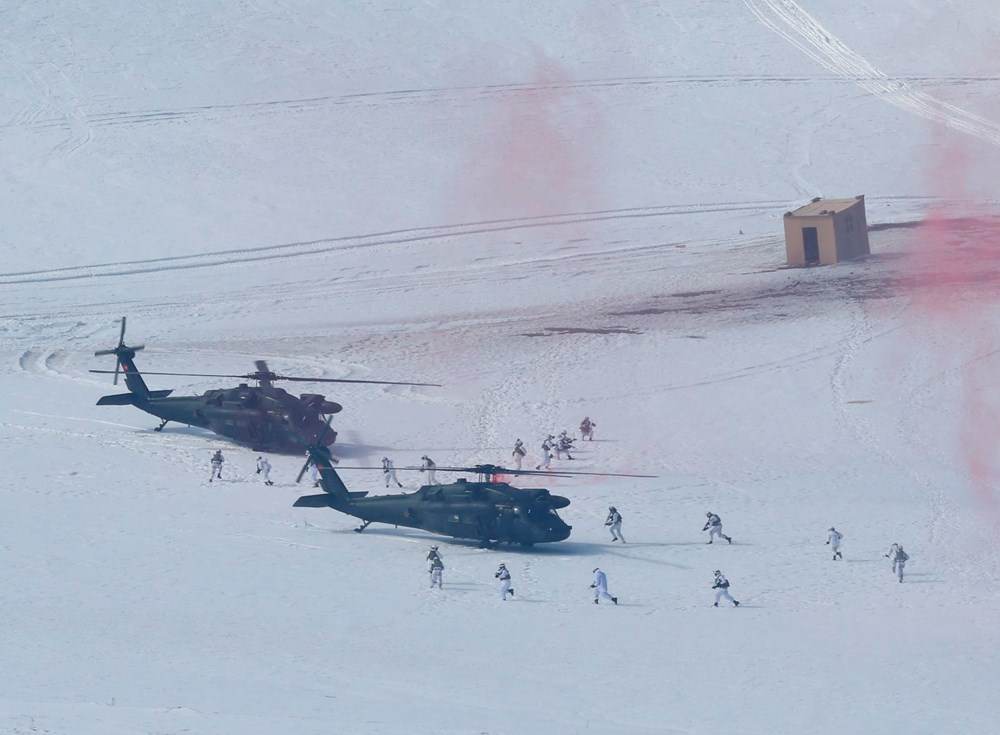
[293,488,368,507]
[293,493,340,508]
[96,389,173,406]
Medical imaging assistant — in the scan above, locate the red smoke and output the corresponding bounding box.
[455,51,604,222]
[901,129,1000,512]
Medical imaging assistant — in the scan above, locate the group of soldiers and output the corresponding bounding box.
[826,528,911,581]
[211,422,913,603]
[206,450,275,486]
[422,512,911,604]
[591,510,909,606]
[425,545,618,604]
[211,417,596,489]
[509,417,597,472]
[379,455,437,487]
[208,449,439,490]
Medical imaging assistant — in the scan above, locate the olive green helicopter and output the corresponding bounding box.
[294,419,656,547]
[90,317,438,454]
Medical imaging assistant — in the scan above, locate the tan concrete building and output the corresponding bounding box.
[783,195,870,266]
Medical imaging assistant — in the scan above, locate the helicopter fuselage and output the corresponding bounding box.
[92,317,437,455]
[296,476,573,546]
[99,374,336,453]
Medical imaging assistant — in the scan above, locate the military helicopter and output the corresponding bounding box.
[293,421,656,547]
[90,317,439,454]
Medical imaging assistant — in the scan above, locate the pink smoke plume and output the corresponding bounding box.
[454,51,605,222]
[900,128,1000,513]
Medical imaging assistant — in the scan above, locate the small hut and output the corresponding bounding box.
[783,195,869,266]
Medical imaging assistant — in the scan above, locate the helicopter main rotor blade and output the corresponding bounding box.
[88,369,256,378]
[316,463,655,479]
[89,367,182,377]
[430,465,659,478]
[270,375,441,386]
[321,465,577,479]
[84,368,440,387]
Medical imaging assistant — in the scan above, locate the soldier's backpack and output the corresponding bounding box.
[898,550,909,562]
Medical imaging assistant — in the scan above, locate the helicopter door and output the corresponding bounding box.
[496,507,517,538]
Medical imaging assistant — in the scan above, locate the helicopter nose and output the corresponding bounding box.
[547,523,571,542]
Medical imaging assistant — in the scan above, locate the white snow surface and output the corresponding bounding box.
[2,2,1000,733]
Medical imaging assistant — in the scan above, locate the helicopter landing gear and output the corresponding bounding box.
[354,520,372,533]
[154,418,169,432]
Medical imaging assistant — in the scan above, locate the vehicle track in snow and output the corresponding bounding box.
[0,201,788,285]
[4,73,998,135]
[0,195,941,287]
[743,0,1000,147]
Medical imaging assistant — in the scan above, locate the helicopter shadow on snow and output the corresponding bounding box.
[136,425,215,440]
[318,525,691,568]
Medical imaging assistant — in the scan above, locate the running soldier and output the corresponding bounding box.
[511,439,526,470]
[495,563,514,600]
[255,455,274,486]
[605,506,625,543]
[382,457,403,488]
[535,437,554,470]
[427,545,444,588]
[591,567,618,605]
[420,455,438,484]
[555,431,575,460]
[888,544,909,582]
[209,450,224,482]
[826,526,843,560]
[580,416,596,441]
[885,543,901,573]
[712,570,740,607]
[703,511,732,544]
[426,544,442,567]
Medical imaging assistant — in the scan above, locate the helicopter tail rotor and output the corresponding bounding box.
[93,317,145,386]
[295,416,357,509]
[296,415,340,484]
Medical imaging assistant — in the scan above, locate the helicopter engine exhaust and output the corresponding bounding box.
[299,394,343,414]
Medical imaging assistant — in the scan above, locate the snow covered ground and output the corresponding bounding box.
[2,1,999,733]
